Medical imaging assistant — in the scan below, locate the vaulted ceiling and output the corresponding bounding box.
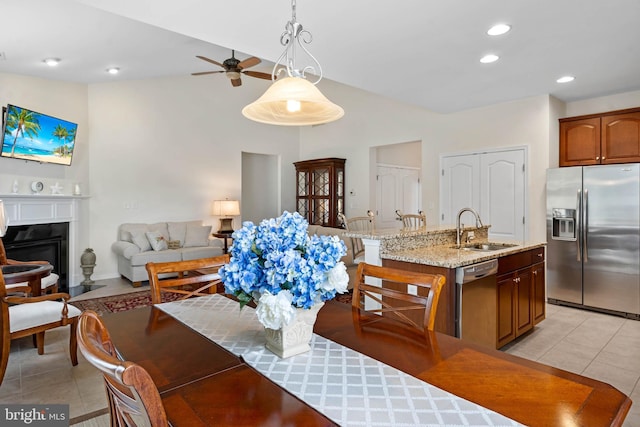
[1,0,639,113]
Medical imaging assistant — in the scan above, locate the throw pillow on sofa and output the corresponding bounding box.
[146,231,168,251]
[131,232,152,252]
[167,240,181,249]
[184,224,212,247]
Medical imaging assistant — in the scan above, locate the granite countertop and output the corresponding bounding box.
[382,240,547,269]
[345,224,467,241]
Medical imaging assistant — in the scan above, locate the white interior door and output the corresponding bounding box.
[440,154,481,226]
[376,165,421,229]
[480,150,525,240]
[440,148,526,240]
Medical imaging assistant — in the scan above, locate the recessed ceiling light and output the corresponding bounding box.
[557,76,575,83]
[43,58,60,67]
[480,54,499,64]
[487,24,511,36]
[106,67,120,75]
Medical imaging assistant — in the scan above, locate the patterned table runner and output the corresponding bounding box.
[158,295,522,427]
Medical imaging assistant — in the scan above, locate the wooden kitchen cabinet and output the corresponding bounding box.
[532,260,546,325]
[496,247,545,348]
[294,158,345,227]
[559,117,601,166]
[497,267,533,348]
[559,107,640,166]
[601,111,640,164]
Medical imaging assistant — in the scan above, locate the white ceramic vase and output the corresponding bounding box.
[264,302,324,358]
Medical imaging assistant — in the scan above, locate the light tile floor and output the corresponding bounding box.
[502,303,640,426]
[0,278,638,426]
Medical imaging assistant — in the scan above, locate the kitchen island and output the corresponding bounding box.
[346,225,546,347]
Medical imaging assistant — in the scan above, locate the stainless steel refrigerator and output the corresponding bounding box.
[546,164,640,318]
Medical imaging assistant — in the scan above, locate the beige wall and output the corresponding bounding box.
[0,72,299,282]
[300,79,554,242]
[2,70,639,284]
[87,75,299,279]
[0,72,89,194]
[0,73,91,285]
[565,90,640,117]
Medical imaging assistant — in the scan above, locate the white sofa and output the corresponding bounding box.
[111,221,223,287]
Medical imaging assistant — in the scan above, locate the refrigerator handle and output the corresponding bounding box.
[576,189,581,262]
[584,189,589,263]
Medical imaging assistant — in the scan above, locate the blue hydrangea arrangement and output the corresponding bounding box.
[219,211,349,329]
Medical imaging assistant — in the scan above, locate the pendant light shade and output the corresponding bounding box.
[242,77,344,126]
[242,0,344,126]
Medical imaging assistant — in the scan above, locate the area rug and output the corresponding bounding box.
[70,291,181,316]
[71,289,353,316]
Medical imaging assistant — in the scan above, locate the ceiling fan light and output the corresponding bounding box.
[226,71,241,80]
[242,77,344,126]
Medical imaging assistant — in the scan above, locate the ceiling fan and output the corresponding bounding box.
[191,50,273,87]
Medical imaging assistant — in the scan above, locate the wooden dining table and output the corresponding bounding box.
[101,298,631,427]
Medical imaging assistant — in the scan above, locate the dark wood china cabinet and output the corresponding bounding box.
[294,158,345,227]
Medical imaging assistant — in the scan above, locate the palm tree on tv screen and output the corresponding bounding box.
[4,107,40,157]
[52,124,74,157]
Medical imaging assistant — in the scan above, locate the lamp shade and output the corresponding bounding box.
[212,200,240,217]
[0,200,7,237]
[242,77,344,126]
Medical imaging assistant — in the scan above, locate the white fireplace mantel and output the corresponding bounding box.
[0,194,89,287]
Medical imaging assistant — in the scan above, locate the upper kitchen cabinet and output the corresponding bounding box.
[559,117,601,166]
[559,107,640,167]
[294,158,345,228]
[601,111,640,164]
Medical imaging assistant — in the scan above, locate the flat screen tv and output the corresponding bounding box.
[1,104,78,166]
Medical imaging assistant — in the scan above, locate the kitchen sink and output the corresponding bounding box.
[454,242,519,252]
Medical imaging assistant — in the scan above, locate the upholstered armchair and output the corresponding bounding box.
[0,272,80,385]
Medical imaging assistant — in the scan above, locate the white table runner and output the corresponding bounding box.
[158,294,522,427]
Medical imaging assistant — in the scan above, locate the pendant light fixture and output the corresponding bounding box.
[242,0,344,126]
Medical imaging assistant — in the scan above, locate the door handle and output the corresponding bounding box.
[576,189,581,262]
[584,189,589,263]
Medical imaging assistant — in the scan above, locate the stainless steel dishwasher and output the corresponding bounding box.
[455,259,498,349]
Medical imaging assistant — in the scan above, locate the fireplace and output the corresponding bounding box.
[2,223,69,292]
[1,194,83,289]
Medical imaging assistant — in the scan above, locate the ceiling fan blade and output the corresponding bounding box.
[196,55,224,68]
[243,70,274,80]
[237,56,261,69]
[191,71,225,76]
[231,78,242,87]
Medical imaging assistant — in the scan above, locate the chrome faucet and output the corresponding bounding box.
[456,208,484,247]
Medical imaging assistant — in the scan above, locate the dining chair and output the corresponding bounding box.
[400,212,426,229]
[352,262,446,334]
[337,211,375,263]
[77,310,169,427]
[145,255,230,304]
[0,270,79,385]
[0,238,59,294]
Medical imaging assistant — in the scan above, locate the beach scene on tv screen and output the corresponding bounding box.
[2,105,77,166]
